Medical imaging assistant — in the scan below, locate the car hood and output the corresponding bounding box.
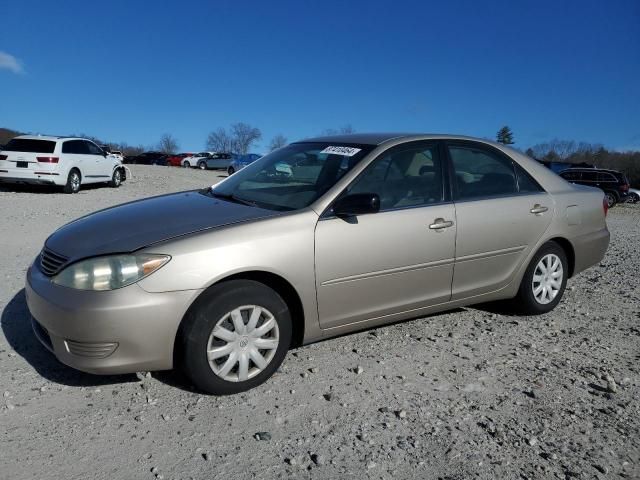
[45,190,279,261]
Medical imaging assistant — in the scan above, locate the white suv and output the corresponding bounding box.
[0,135,126,194]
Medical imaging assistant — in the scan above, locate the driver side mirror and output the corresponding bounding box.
[333,193,380,217]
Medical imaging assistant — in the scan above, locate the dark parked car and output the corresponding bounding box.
[124,152,167,166]
[559,168,630,207]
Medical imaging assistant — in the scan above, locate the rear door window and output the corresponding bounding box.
[62,140,88,154]
[448,145,517,200]
[514,162,543,193]
[3,139,56,153]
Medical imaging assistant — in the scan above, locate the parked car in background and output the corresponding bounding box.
[124,151,167,166]
[559,167,630,207]
[196,152,236,170]
[26,134,609,394]
[109,150,124,162]
[181,152,212,168]
[227,153,262,175]
[0,135,125,193]
[166,153,194,167]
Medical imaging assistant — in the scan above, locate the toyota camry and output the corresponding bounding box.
[26,134,610,394]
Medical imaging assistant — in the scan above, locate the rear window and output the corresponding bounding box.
[3,139,56,153]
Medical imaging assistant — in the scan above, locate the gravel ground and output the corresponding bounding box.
[1,166,638,480]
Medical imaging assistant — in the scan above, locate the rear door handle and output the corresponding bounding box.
[429,218,454,230]
[530,204,548,214]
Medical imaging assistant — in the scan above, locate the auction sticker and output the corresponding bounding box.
[320,146,362,156]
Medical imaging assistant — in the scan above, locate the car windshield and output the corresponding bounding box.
[207,142,374,211]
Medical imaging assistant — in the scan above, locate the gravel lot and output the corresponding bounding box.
[1,166,638,480]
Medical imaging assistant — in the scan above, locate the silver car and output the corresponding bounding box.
[26,134,610,394]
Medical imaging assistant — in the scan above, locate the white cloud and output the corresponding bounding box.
[0,51,24,74]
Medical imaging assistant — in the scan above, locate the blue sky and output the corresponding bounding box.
[1,0,639,152]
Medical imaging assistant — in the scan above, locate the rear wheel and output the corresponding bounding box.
[109,168,122,188]
[198,161,207,170]
[227,166,235,176]
[604,191,617,208]
[513,241,568,315]
[183,160,191,168]
[63,169,81,194]
[180,280,291,395]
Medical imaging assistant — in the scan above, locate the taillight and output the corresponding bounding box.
[603,196,608,216]
[0,155,7,160]
[36,156,59,163]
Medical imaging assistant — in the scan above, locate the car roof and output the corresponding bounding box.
[13,134,93,142]
[296,133,504,147]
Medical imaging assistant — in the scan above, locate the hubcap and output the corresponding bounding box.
[532,253,563,305]
[199,163,205,170]
[206,305,279,382]
[114,171,121,185]
[606,194,615,208]
[71,173,80,190]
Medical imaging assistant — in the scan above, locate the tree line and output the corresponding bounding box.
[495,126,639,185]
[2,124,637,185]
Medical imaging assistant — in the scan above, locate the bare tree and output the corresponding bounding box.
[158,133,179,154]
[231,122,262,154]
[269,134,288,152]
[206,127,234,152]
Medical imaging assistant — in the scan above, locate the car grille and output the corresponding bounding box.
[40,247,69,276]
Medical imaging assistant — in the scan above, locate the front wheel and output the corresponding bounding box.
[227,166,235,176]
[63,169,81,194]
[183,160,191,168]
[513,241,568,315]
[180,280,292,395]
[109,168,122,188]
[198,161,207,170]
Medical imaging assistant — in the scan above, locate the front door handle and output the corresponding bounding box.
[530,204,548,214]
[429,218,454,230]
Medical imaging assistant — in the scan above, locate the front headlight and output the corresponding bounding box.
[52,254,170,291]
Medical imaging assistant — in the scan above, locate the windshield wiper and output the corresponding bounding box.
[209,190,257,207]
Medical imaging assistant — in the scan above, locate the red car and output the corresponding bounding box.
[166,153,194,167]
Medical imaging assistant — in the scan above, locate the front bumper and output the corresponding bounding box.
[25,264,200,374]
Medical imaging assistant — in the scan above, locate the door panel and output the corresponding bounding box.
[315,204,456,329]
[452,193,552,299]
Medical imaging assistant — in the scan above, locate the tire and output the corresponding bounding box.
[63,169,81,194]
[180,280,292,395]
[628,192,639,204]
[109,168,122,188]
[227,166,235,176]
[183,160,191,168]
[604,191,617,208]
[513,241,568,315]
[198,161,207,170]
